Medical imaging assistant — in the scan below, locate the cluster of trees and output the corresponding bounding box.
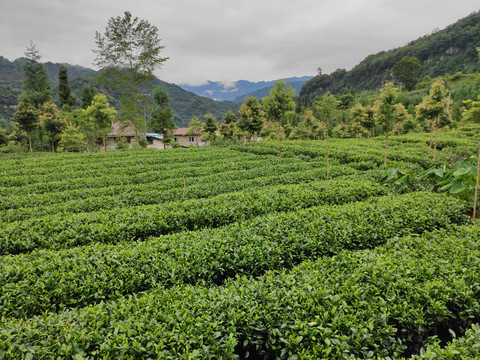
[1,12,173,153]
[187,48,480,170]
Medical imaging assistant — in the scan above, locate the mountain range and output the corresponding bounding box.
[2,10,480,126]
[0,57,240,127]
[178,76,312,103]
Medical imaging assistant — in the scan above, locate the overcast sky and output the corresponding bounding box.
[1,1,479,86]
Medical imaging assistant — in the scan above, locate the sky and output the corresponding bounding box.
[1,0,479,86]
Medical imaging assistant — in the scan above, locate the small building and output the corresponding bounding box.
[173,128,202,147]
[106,121,165,149]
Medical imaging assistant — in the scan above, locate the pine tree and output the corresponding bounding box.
[58,66,75,108]
[21,42,51,109]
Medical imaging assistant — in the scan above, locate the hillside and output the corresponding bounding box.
[300,10,480,103]
[0,56,239,127]
[180,76,312,102]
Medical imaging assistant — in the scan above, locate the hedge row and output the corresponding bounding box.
[0,156,339,212]
[0,152,304,197]
[231,136,469,169]
[1,223,478,359]
[0,192,469,318]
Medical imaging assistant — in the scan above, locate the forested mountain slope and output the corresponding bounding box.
[0,57,239,127]
[300,11,480,102]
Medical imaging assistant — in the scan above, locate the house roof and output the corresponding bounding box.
[108,121,136,137]
[174,128,190,136]
[146,133,163,140]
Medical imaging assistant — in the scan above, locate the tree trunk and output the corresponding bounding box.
[473,144,480,221]
[28,133,32,153]
[428,122,433,151]
[103,131,107,157]
[433,116,439,161]
[276,121,280,158]
[384,126,389,168]
[326,134,330,182]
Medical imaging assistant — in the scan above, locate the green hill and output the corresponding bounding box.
[0,57,239,127]
[300,11,480,103]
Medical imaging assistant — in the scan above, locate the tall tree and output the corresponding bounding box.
[315,92,338,181]
[262,81,296,157]
[463,93,480,220]
[238,96,265,146]
[392,56,421,91]
[93,11,168,139]
[222,110,237,124]
[415,79,451,160]
[21,42,51,109]
[13,101,38,152]
[150,86,175,149]
[81,84,97,109]
[84,94,117,154]
[39,101,66,152]
[58,65,75,109]
[203,113,218,144]
[375,82,399,167]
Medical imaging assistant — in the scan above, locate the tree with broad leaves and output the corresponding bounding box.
[262,81,296,157]
[93,11,168,139]
[150,86,175,149]
[40,101,66,152]
[238,97,265,146]
[13,100,38,152]
[415,79,451,160]
[84,94,117,154]
[375,82,399,168]
[392,56,421,91]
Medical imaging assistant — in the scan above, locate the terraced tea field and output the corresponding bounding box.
[1,132,479,359]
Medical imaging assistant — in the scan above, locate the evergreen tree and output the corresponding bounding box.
[81,84,97,109]
[58,66,75,108]
[21,42,51,108]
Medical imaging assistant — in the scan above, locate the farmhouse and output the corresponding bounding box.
[173,127,203,147]
[106,121,165,149]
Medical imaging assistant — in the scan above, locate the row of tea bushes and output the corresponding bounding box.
[0,192,469,317]
[1,224,478,359]
[0,152,310,197]
[0,175,371,254]
[0,159,347,215]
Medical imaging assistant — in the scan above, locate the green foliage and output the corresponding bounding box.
[59,122,87,152]
[392,56,421,91]
[238,96,265,138]
[300,11,480,102]
[150,86,175,146]
[58,65,75,108]
[21,42,51,108]
[93,11,168,134]
[84,93,117,152]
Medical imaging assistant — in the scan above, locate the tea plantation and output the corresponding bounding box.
[1,130,480,359]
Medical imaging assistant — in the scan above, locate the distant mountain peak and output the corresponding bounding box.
[179,76,313,103]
